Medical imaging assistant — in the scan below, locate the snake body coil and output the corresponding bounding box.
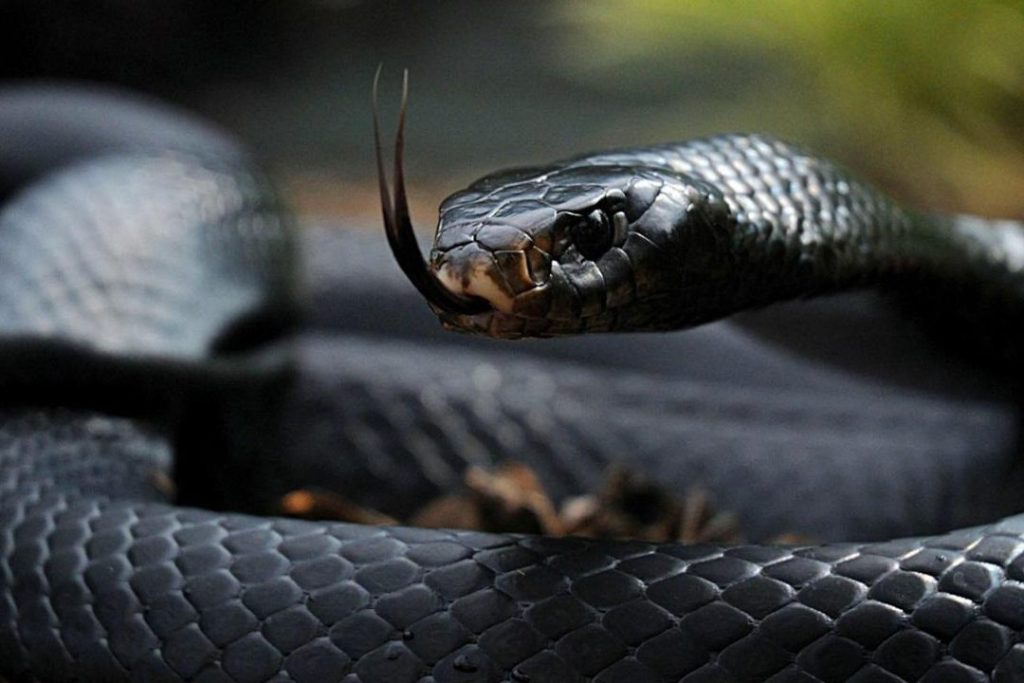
[3,84,1024,682]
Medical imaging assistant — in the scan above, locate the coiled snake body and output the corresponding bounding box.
[3,83,1024,682]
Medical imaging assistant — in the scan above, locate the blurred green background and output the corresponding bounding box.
[4,0,1023,223]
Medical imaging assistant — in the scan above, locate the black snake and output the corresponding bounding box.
[2,79,1024,682]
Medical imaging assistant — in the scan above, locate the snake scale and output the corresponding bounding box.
[2,80,1024,682]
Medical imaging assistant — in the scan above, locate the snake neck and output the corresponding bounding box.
[647,136,1024,346]
[640,135,916,325]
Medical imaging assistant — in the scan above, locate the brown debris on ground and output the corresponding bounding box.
[279,489,398,526]
[280,461,807,545]
[411,462,563,535]
[557,465,742,544]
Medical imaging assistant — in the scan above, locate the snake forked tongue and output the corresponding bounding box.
[372,68,490,316]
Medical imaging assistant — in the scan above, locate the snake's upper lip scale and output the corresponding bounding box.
[372,67,490,316]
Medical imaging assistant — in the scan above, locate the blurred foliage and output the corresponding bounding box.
[555,1,1024,215]
[7,1,1022,218]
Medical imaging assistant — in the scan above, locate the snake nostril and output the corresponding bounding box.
[428,249,448,275]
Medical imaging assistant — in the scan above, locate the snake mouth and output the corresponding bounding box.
[373,67,490,317]
[432,244,519,315]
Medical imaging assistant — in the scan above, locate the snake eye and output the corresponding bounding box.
[573,209,614,260]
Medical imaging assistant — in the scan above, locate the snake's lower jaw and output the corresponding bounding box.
[438,312,494,335]
[434,306,535,339]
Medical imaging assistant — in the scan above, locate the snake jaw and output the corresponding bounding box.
[435,262,516,315]
[431,244,519,315]
[436,309,534,339]
[373,67,490,317]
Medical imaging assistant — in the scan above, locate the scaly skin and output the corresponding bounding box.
[5,89,1024,683]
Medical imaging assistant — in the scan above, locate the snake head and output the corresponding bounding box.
[374,71,735,337]
[429,159,730,338]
